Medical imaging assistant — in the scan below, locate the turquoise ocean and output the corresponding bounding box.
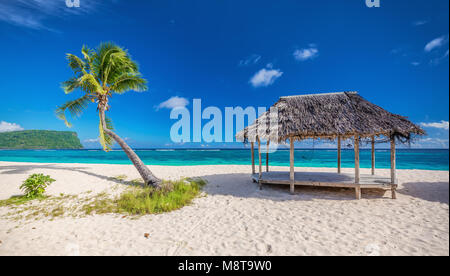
[0,149,448,171]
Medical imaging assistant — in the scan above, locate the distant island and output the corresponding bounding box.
[0,130,83,149]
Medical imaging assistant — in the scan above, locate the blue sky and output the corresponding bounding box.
[0,0,448,149]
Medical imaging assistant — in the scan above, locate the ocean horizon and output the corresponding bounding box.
[1,148,448,171]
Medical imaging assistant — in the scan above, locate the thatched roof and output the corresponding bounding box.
[236,91,425,143]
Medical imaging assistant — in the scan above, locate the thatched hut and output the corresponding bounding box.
[236,91,424,199]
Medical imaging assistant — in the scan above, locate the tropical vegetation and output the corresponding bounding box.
[20,173,55,198]
[0,173,54,207]
[82,178,207,216]
[0,130,82,149]
[0,177,207,219]
[56,42,161,187]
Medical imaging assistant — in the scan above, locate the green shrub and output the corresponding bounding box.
[20,174,55,198]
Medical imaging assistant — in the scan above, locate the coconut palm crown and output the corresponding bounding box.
[57,42,161,187]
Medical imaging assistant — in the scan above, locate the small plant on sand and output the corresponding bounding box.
[20,174,55,198]
[0,174,55,208]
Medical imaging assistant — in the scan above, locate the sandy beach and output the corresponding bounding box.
[0,161,448,256]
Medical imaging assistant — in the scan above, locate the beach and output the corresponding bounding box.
[0,161,448,256]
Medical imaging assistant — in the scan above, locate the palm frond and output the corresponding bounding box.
[66,54,86,75]
[81,45,94,63]
[59,42,149,130]
[95,43,123,83]
[81,45,95,72]
[61,77,81,94]
[79,74,103,94]
[103,51,126,84]
[94,42,141,85]
[55,95,91,127]
[110,73,148,93]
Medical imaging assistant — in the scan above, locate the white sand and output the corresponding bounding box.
[0,161,448,256]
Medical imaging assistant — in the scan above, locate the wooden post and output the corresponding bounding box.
[371,136,375,175]
[337,136,341,174]
[290,137,295,194]
[258,139,262,178]
[354,135,360,199]
[266,141,270,172]
[390,136,397,199]
[251,142,255,175]
[355,186,361,200]
[354,135,360,184]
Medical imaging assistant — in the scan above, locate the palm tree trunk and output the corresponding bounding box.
[100,109,162,187]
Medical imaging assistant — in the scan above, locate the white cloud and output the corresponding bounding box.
[424,35,449,52]
[0,0,112,31]
[156,96,189,110]
[390,48,402,55]
[0,121,24,133]
[249,68,283,88]
[239,54,261,66]
[413,20,428,26]
[430,49,449,65]
[414,138,449,149]
[411,62,420,66]
[293,46,319,61]
[420,120,449,130]
[84,138,99,143]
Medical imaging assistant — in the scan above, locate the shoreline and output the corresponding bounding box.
[1,148,448,150]
[0,161,448,172]
[0,161,448,256]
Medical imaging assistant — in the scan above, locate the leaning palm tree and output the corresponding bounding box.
[56,42,161,187]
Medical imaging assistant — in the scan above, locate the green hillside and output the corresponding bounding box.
[0,130,83,149]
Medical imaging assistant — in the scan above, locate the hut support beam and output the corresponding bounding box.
[371,136,375,175]
[251,142,255,175]
[391,136,397,199]
[266,141,270,172]
[337,136,341,174]
[354,135,361,200]
[258,138,262,190]
[355,186,361,200]
[290,138,295,194]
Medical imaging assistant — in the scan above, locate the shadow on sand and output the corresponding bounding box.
[0,164,139,187]
[1,163,447,203]
[199,173,389,201]
[398,182,449,204]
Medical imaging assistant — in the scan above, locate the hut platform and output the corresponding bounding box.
[252,171,397,199]
[237,91,423,200]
